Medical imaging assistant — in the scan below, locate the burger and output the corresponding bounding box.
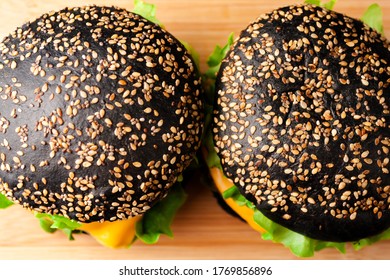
[203,3,390,257]
[0,2,203,248]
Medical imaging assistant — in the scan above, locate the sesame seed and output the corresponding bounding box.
[0,5,203,223]
[213,4,390,241]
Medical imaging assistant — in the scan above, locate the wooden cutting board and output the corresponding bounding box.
[0,0,390,260]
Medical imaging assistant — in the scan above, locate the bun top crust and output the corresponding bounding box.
[0,6,203,223]
[213,4,390,241]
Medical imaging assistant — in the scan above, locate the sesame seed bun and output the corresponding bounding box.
[213,4,390,242]
[0,6,203,223]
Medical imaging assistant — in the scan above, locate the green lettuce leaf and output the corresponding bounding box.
[0,187,82,240]
[222,185,239,199]
[132,0,162,26]
[31,177,188,245]
[352,227,390,250]
[200,34,235,146]
[304,0,337,10]
[204,130,223,169]
[304,0,384,34]
[135,182,187,244]
[220,183,390,257]
[203,33,234,101]
[220,182,325,257]
[34,213,82,240]
[205,33,234,76]
[253,208,345,257]
[362,3,384,34]
[0,193,13,209]
[223,185,256,209]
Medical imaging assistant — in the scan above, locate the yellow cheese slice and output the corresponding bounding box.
[209,166,265,233]
[80,215,142,248]
[80,165,263,248]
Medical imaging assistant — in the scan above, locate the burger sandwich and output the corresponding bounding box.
[203,2,390,257]
[0,1,203,248]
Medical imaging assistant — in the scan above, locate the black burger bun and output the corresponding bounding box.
[0,6,203,223]
[213,4,390,242]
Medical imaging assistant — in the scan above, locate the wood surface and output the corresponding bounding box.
[0,0,390,260]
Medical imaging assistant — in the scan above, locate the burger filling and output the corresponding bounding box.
[0,181,187,248]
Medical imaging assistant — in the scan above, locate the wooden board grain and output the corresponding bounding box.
[0,0,390,260]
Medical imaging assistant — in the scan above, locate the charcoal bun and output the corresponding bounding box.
[213,4,390,241]
[0,6,203,223]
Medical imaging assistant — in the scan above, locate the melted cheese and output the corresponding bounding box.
[209,167,265,233]
[81,215,142,248]
[80,166,263,248]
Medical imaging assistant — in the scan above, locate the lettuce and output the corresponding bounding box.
[305,0,384,34]
[252,202,346,257]
[226,183,390,257]
[353,229,390,250]
[135,181,187,244]
[34,213,82,240]
[204,33,235,83]
[204,131,223,169]
[203,33,234,104]
[0,193,13,209]
[1,189,83,240]
[132,0,162,26]
[0,181,187,245]
[222,186,256,210]
[201,33,235,141]
[362,4,384,34]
